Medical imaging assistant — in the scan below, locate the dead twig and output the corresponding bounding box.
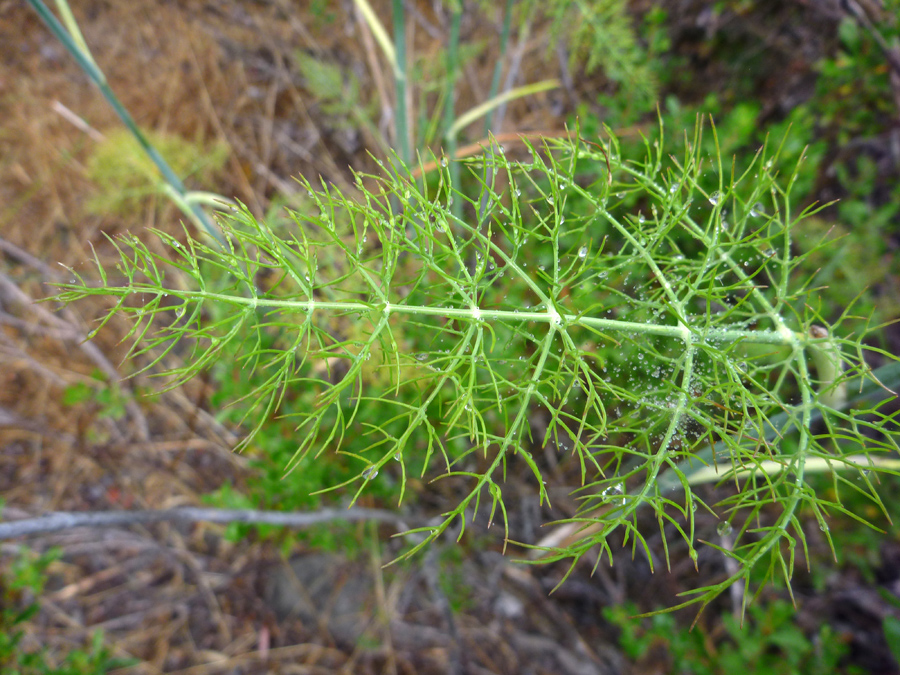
[0,236,61,280]
[0,266,150,441]
[0,405,77,443]
[0,506,413,539]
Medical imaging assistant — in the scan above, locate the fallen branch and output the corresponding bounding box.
[0,506,410,539]
[0,266,150,441]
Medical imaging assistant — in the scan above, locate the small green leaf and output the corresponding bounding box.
[62,382,93,406]
[884,616,900,667]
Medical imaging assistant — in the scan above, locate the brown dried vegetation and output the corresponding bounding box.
[1,1,898,673]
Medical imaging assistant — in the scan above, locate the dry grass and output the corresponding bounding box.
[2,0,892,672]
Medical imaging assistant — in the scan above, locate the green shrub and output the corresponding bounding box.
[605,598,859,675]
[0,545,132,674]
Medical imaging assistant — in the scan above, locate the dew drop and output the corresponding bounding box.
[362,466,378,480]
[716,521,733,536]
[578,246,588,259]
[708,191,721,206]
[602,482,624,502]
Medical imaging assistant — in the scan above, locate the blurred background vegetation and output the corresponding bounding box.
[1,0,899,672]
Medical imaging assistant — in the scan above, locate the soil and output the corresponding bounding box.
[1,1,899,673]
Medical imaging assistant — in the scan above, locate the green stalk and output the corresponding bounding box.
[27,0,223,244]
[450,80,560,139]
[808,325,847,409]
[685,454,900,486]
[52,0,97,70]
[392,0,411,167]
[442,10,462,139]
[483,0,515,136]
[443,8,463,221]
[354,0,396,69]
[77,284,800,348]
[477,1,522,228]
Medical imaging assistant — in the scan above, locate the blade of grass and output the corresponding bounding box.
[27,0,224,244]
